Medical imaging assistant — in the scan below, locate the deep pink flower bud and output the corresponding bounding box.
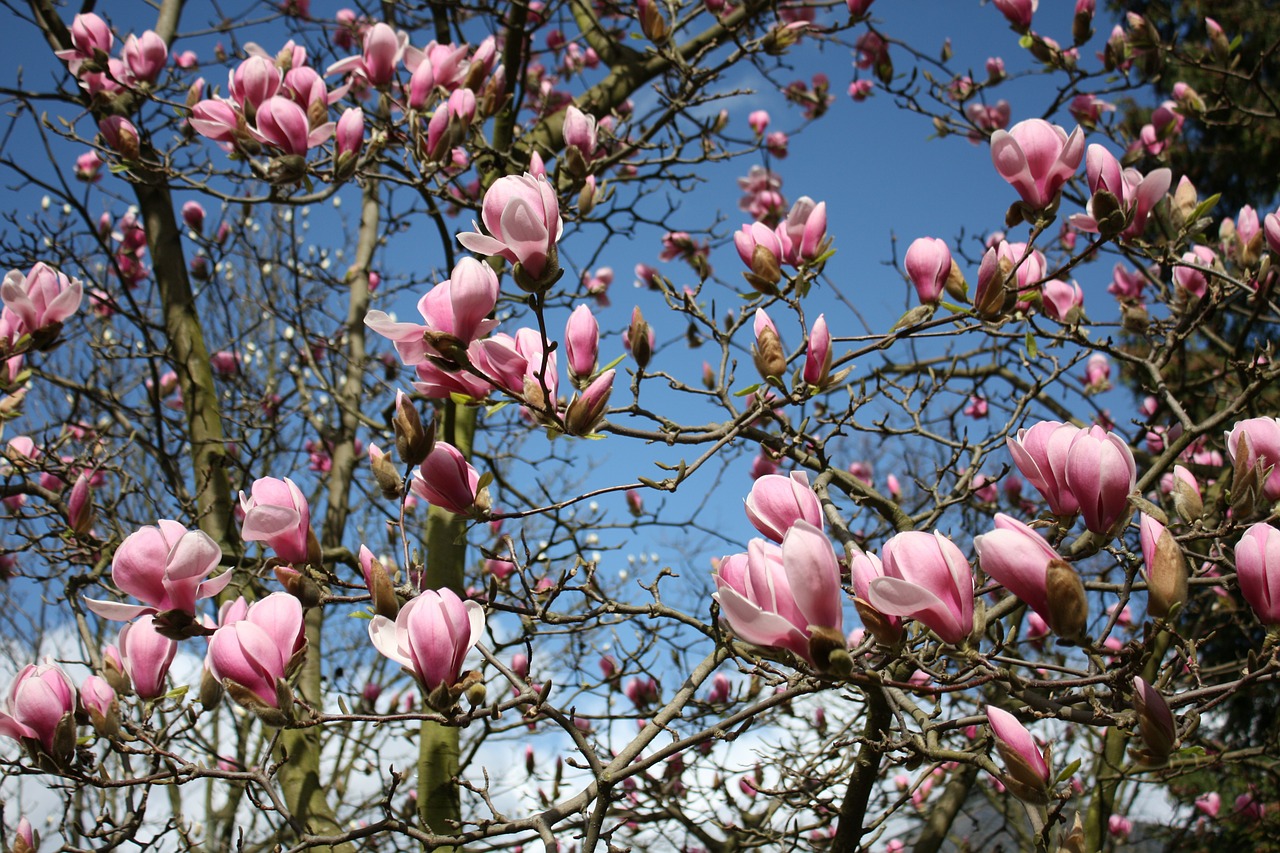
[208,592,305,708]
[80,673,117,721]
[368,587,485,694]
[1234,522,1280,624]
[563,369,614,435]
[118,615,178,700]
[987,706,1050,803]
[98,116,140,160]
[1172,245,1217,299]
[66,472,93,535]
[964,396,989,418]
[765,131,789,159]
[1196,792,1221,819]
[803,314,832,387]
[904,237,951,305]
[990,119,1085,210]
[458,173,563,284]
[1,262,83,335]
[336,107,364,158]
[748,110,770,135]
[1084,353,1111,390]
[123,31,168,85]
[1065,426,1136,533]
[174,50,198,69]
[424,88,476,161]
[239,476,317,565]
[86,519,231,622]
[847,0,875,15]
[563,105,598,160]
[564,304,599,384]
[407,57,436,110]
[511,652,529,681]
[750,454,779,480]
[0,662,76,756]
[182,200,205,232]
[1007,421,1081,516]
[411,442,484,515]
[992,0,1037,32]
[189,99,242,145]
[744,471,823,543]
[870,530,974,645]
[713,521,844,668]
[735,221,784,289]
[75,150,103,182]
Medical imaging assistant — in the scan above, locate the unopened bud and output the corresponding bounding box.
[1132,676,1176,766]
[752,325,787,382]
[394,391,434,467]
[200,666,224,708]
[944,258,968,303]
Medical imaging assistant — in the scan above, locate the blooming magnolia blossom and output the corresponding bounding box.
[365,257,500,365]
[85,519,231,622]
[1225,417,1280,501]
[989,119,1085,210]
[1066,425,1136,533]
[1,262,84,337]
[239,476,316,564]
[458,173,563,282]
[1234,522,1280,624]
[713,521,844,667]
[369,588,485,693]
[208,592,306,708]
[868,530,974,645]
[743,471,823,542]
[987,705,1050,803]
[411,442,483,515]
[1006,420,1081,516]
[0,662,76,755]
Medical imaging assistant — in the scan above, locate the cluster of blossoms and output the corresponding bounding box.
[367,172,614,442]
[55,13,169,100]
[0,263,84,378]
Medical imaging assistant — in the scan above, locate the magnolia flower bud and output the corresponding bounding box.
[1045,559,1088,643]
[1140,514,1187,620]
[1132,676,1176,766]
[393,390,434,467]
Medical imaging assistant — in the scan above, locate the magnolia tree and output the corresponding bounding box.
[0,0,1278,850]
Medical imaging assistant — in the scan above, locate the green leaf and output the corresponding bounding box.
[1024,331,1038,358]
[1188,193,1221,227]
[811,247,837,265]
[448,392,476,406]
[476,471,494,490]
[1018,33,1034,48]
[486,400,510,416]
[734,383,762,397]
[598,353,627,373]
[163,685,189,701]
[1056,758,1082,783]
[350,609,374,620]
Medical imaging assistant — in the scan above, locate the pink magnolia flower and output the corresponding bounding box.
[1041,278,1083,322]
[1066,426,1136,533]
[748,110,770,134]
[424,88,477,161]
[989,119,1085,210]
[744,471,823,543]
[229,56,282,113]
[239,476,316,564]
[1007,420,1081,516]
[411,442,483,515]
[1196,791,1221,819]
[1084,353,1111,390]
[775,196,828,266]
[75,150,103,182]
[369,588,485,693]
[174,49,198,69]
[713,521,844,667]
[904,237,951,305]
[564,304,599,383]
[562,105,598,160]
[365,256,500,366]
[250,96,333,156]
[972,514,1063,626]
[870,530,974,645]
[563,368,614,435]
[1172,245,1217,299]
[182,200,206,232]
[1234,522,1280,624]
[850,545,902,642]
[1069,93,1115,128]
[1071,144,1171,239]
[803,314,832,386]
[0,662,76,756]
[335,107,364,159]
[55,13,114,72]
[85,519,231,621]
[965,396,989,418]
[750,453,779,480]
[1,262,84,336]
[208,592,306,707]
[117,615,178,700]
[987,706,1050,802]
[326,21,406,87]
[123,31,168,85]
[189,99,243,145]
[458,173,563,282]
[1226,417,1280,500]
[992,0,1038,32]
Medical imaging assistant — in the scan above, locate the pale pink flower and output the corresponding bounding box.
[990,119,1085,210]
[86,520,230,621]
[369,588,485,692]
[239,476,316,564]
[457,173,563,281]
